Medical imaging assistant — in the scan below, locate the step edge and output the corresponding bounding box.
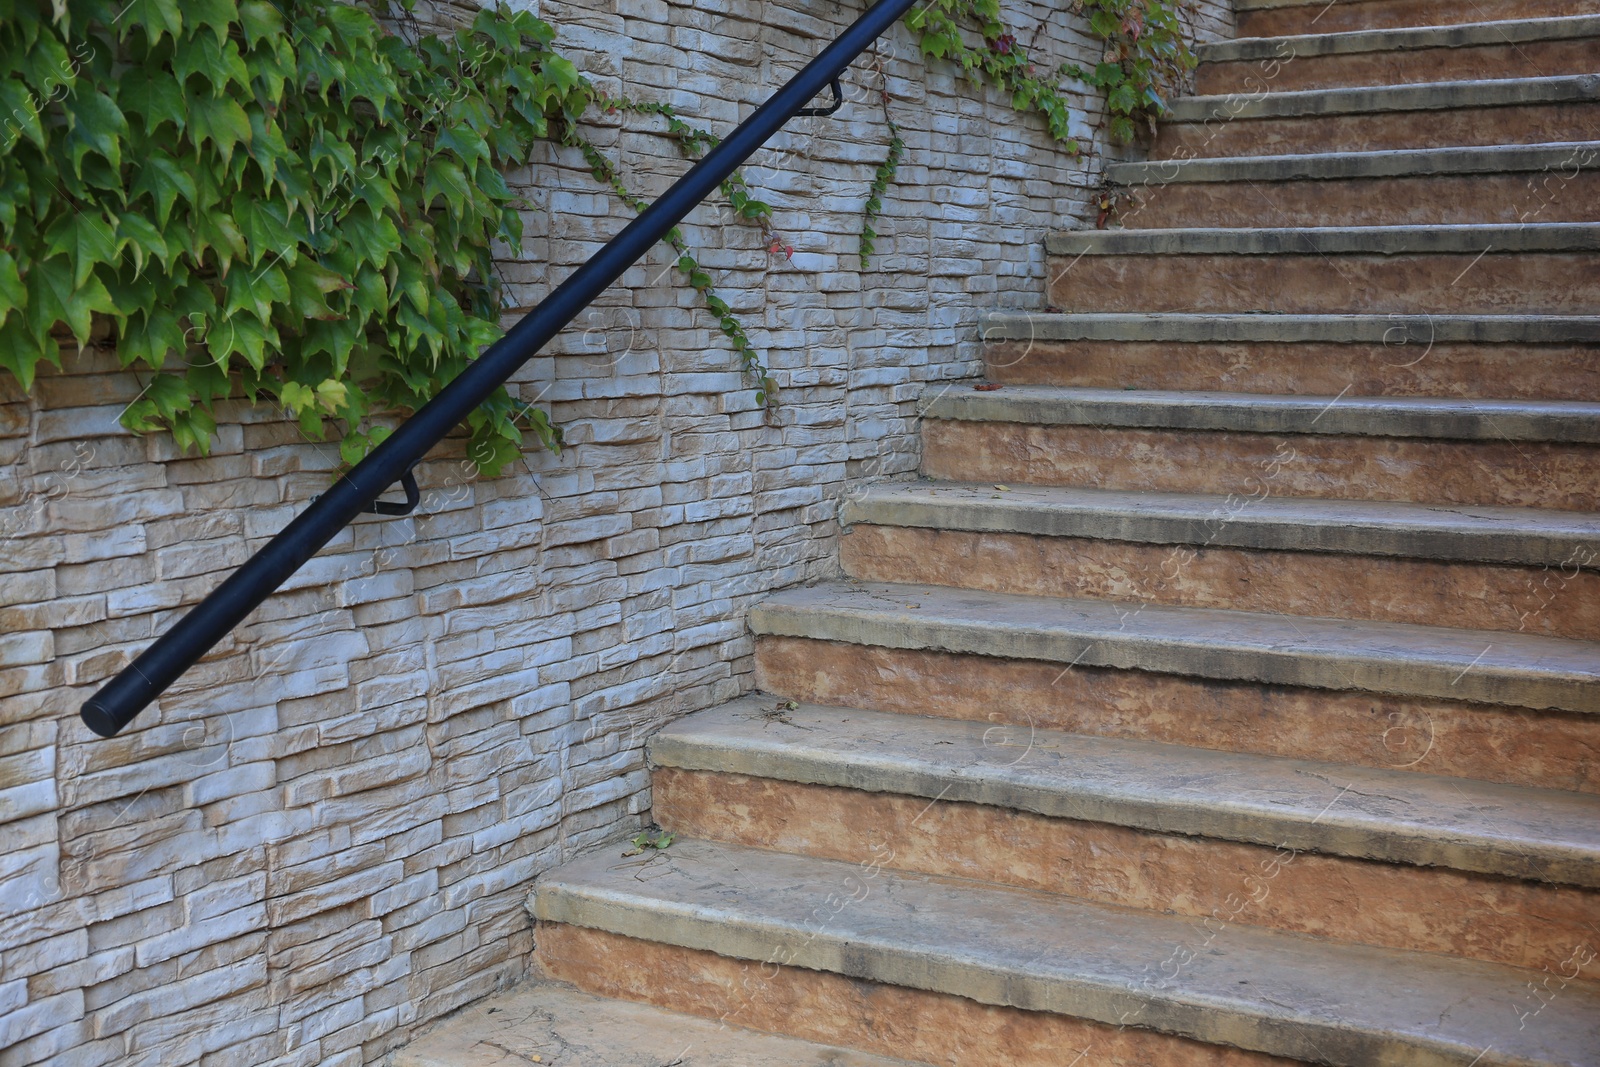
[1105,141,1600,184]
[839,484,1600,568]
[916,387,1600,443]
[649,702,1600,886]
[531,841,1600,1067]
[749,584,1600,714]
[976,310,1600,343]
[1042,222,1600,256]
[1200,14,1600,62]
[1165,73,1600,121]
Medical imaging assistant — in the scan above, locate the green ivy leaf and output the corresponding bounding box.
[120,67,188,135]
[44,211,119,289]
[185,91,252,166]
[26,255,117,347]
[130,152,197,229]
[0,249,26,321]
[116,0,184,45]
[237,0,283,48]
[64,89,127,177]
[223,262,289,324]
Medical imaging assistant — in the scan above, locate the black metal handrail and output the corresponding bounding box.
[81,0,921,738]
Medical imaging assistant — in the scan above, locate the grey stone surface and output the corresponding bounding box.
[532,839,1600,1067]
[1166,73,1600,121]
[749,580,1600,713]
[653,697,1600,885]
[1203,14,1600,61]
[918,384,1600,442]
[841,480,1600,568]
[1044,222,1600,256]
[1106,141,1600,185]
[978,310,1600,344]
[393,978,923,1067]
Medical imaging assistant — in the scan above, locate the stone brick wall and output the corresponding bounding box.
[0,1,1232,1064]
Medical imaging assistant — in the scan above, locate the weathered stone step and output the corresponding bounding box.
[919,386,1600,510]
[392,978,922,1067]
[978,312,1600,400]
[750,580,1600,714]
[1045,225,1600,315]
[921,384,1600,441]
[655,698,1600,886]
[1197,16,1600,94]
[651,698,1600,965]
[754,632,1600,794]
[532,840,1600,1067]
[839,481,1600,638]
[1106,143,1600,227]
[1238,0,1599,37]
[1154,75,1600,156]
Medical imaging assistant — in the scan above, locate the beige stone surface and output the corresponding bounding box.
[922,419,1600,510]
[393,978,922,1067]
[1156,100,1599,155]
[754,636,1600,793]
[653,768,1600,971]
[1238,0,1598,36]
[840,524,1600,639]
[537,924,1298,1067]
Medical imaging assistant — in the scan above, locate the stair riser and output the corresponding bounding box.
[1117,171,1600,228]
[537,924,1301,1067]
[921,419,1600,510]
[983,340,1600,402]
[1046,252,1600,315]
[1197,39,1600,95]
[654,768,1600,972]
[1154,102,1599,158]
[838,524,1600,640]
[1238,0,1598,36]
[754,635,1600,793]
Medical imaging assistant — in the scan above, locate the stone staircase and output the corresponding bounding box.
[398,1,1600,1064]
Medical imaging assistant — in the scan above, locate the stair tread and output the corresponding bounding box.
[751,580,1600,713]
[1166,72,1600,121]
[1106,140,1600,184]
[655,696,1600,884]
[919,384,1600,442]
[532,839,1600,1067]
[392,978,923,1067]
[843,480,1600,567]
[977,309,1600,343]
[1045,222,1600,256]
[1203,13,1600,62]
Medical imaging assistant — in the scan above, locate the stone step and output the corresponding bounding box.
[753,629,1600,794]
[1153,75,1600,157]
[392,978,923,1067]
[750,580,1600,714]
[1197,16,1600,94]
[838,480,1600,638]
[1045,224,1600,315]
[1106,142,1600,227]
[978,312,1600,400]
[919,385,1600,510]
[921,384,1600,441]
[650,698,1600,966]
[531,839,1600,1067]
[1238,0,1600,41]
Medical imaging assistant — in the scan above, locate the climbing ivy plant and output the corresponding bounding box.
[0,0,782,473]
[1063,0,1197,143]
[863,0,1195,263]
[0,0,593,472]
